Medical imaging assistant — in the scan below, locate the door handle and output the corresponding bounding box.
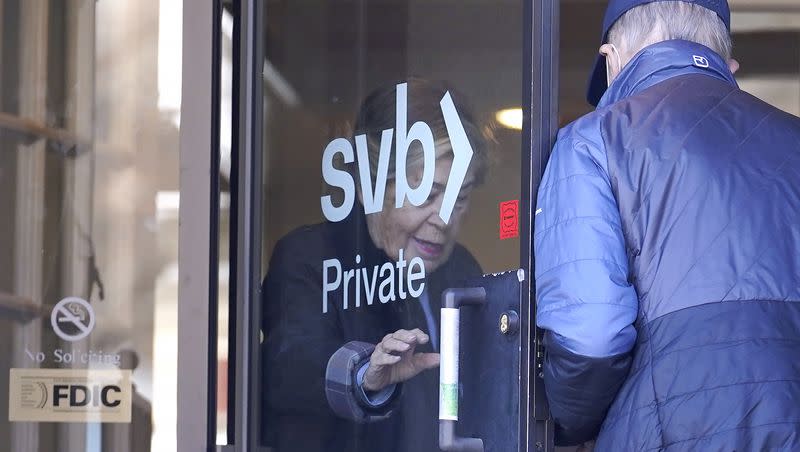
[439,287,486,452]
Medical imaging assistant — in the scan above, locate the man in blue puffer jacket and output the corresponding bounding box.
[535,0,800,450]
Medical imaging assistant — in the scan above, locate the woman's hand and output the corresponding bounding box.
[362,328,440,392]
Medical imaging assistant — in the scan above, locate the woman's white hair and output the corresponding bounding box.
[607,1,732,60]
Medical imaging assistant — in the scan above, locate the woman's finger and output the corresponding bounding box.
[390,329,417,344]
[380,337,412,354]
[412,352,440,370]
[408,328,430,344]
[392,328,429,345]
[370,352,402,367]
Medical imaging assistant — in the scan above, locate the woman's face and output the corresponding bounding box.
[364,150,476,273]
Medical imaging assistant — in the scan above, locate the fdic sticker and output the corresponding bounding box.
[9,368,132,423]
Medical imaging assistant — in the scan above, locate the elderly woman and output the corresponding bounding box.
[260,78,490,452]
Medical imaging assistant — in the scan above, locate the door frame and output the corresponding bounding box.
[524,0,559,450]
[176,1,220,452]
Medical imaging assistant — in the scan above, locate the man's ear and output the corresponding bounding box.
[727,58,740,75]
[599,44,614,60]
[599,43,620,82]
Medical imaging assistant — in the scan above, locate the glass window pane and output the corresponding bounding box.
[0,1,182,450]
[257,1,524,451]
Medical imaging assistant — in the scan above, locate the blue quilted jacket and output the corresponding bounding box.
[535,40,800,451]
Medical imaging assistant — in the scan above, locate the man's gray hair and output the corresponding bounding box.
[608,1,732,60]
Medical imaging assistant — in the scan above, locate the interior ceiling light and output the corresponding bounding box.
[495,108,523,130]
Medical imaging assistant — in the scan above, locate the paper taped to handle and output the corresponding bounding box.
[439,307,459,420]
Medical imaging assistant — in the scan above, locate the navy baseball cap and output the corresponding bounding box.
[587,0,731,106]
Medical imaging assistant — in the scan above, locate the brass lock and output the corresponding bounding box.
[499,310,520,335]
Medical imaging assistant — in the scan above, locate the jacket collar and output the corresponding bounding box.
[597,39,738,109]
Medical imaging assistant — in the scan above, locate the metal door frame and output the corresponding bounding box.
[524,0,559,451]
[177,1,220,451]
[230,0,264,450]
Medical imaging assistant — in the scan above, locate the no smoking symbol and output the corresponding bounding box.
[50,297,95,342]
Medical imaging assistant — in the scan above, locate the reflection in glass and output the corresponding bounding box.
[261,79,490,451]
[256,2,524,451]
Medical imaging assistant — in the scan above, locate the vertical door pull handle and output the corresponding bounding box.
[439,287,486,452]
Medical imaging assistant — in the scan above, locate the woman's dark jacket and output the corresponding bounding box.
[260,209,481,452]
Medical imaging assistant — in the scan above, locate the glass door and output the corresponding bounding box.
[219,0,558,450]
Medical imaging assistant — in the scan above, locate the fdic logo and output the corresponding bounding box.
[320,82,474,225]
[54,383,122,408]
[9,369,132,423]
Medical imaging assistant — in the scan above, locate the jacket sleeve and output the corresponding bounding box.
[261,235,397,423]
[534,124,639,446]
[324,341,401,422]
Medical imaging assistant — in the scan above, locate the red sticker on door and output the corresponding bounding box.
[499,200,519,239]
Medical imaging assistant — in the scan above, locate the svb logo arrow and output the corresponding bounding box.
[438,91,474,224]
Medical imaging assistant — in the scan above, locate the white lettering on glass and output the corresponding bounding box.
[321,249,426,313]
[319,82,474,225]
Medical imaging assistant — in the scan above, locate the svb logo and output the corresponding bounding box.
[320,82,474,225]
